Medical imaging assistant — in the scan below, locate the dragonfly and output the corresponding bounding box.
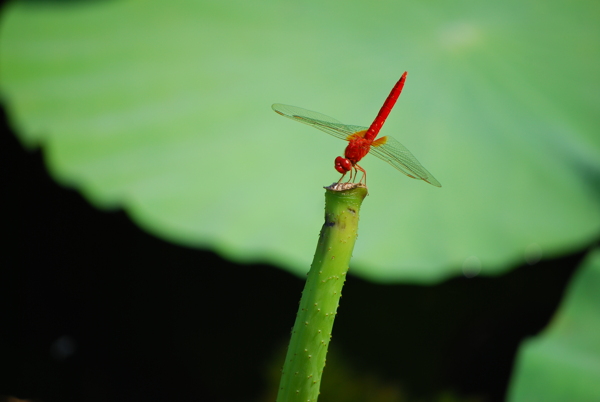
[272,72,441,187]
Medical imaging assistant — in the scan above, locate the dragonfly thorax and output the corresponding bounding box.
[335,137,371,174]
[344,137,371,164]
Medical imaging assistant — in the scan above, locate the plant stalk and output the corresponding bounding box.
[276,183,368,402]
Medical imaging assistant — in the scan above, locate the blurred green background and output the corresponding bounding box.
[0,0,598,401]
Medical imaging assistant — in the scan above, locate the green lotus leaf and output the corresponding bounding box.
[1,0,599,282]
[508,247,600,401]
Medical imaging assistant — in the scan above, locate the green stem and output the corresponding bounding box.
[276,183,368,402]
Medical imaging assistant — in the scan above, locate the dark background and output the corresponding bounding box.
[1,91,595,402]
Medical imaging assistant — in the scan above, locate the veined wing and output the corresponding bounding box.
[272,103,367,141]
[369,135,442,187]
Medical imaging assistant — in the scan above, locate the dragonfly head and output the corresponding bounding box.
[334,156,352,174]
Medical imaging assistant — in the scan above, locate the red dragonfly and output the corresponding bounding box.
[272,72,441,187]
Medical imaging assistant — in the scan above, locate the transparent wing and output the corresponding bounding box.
[369,135,442,187]
[272,103,367,141]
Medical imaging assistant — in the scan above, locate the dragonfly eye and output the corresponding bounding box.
[334,156,352,174]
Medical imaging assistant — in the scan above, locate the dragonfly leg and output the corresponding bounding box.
[354,164,367,185]
[341,169,354,183]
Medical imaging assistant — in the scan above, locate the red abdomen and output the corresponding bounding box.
[364,72,407,141]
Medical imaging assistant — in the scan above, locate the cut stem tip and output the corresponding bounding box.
[325,182,367,192]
